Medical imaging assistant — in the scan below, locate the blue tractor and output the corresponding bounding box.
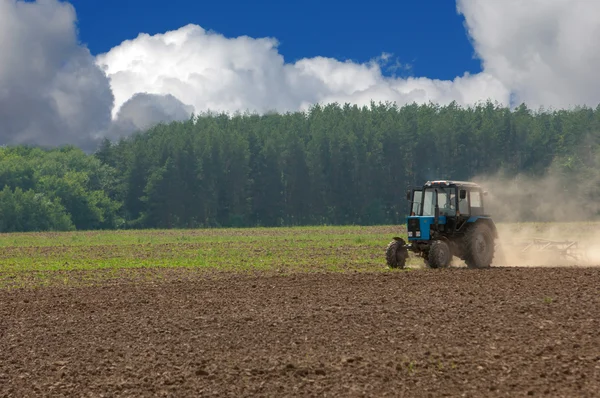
[386,180,498,269]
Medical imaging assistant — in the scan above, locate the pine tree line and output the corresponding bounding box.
[2,100,600,231]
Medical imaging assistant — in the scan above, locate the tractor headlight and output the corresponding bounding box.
[408,231,413,237]
[416,231,421,237]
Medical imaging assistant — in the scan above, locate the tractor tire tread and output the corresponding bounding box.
[386,239,408,269]
[463,222,495,269]
[428,240,452,269]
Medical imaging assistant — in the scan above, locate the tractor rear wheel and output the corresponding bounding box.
[386,238,408,269]
[428,240,452,269]
[463,222,495,268]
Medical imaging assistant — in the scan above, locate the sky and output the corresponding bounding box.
[2,0,600,150]
[68,0,483,81]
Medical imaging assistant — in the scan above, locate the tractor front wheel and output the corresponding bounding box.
[428,240,452,269]
[464,222,495,268]
[386,238,408,269]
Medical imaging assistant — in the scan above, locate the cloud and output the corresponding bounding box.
[106,93,194,139]
[96,24,511,118]
[0,0,114,149]
[3,0,600,148]
[457,0,600,109]
[96,0,600,121]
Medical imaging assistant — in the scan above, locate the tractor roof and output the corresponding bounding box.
[424,180,483,189]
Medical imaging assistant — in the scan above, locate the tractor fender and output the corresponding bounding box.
[391,236,412,250]
[392,236,408,246]
[466,216,498,238]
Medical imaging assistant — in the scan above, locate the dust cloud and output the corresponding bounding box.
[470,168,600,267]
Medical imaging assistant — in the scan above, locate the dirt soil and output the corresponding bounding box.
[1,268,599,397]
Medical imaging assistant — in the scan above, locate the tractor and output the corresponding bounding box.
[385,180,498,269]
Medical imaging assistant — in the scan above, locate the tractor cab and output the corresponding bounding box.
[406,180,487,241]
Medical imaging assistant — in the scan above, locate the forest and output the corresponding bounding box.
[1,100,600,232]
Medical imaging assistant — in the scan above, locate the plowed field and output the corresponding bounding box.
[2,267,599,397]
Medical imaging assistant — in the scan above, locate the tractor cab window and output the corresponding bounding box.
[471,191,482,208]
[422,189,435,216]
[459,189,469,215]
[411,190,423,215]
[422,187,456,216]
[457,189,484,216]
[440,190,456,216]
[470,190,484,216]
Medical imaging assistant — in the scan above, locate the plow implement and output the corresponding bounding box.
[496,237,593,266]
[515,238,586,262]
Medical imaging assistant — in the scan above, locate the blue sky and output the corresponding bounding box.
[70,0,481,80]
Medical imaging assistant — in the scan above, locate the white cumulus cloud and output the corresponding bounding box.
[96,24,511,120]
[457,0,600,109]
